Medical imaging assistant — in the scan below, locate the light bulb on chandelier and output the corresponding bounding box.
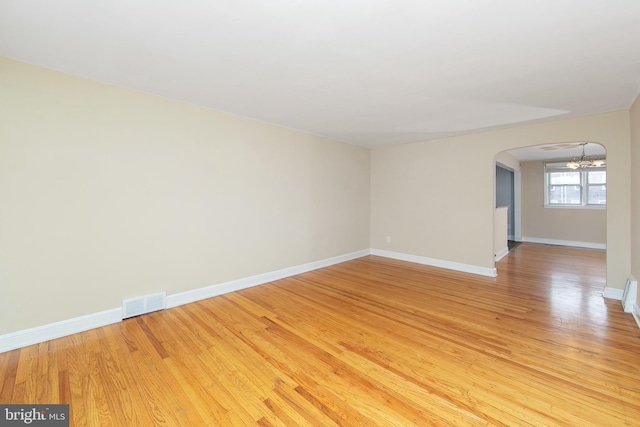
[566,143,606,169]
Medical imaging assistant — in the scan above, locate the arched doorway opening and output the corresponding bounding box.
[493,141,606,266]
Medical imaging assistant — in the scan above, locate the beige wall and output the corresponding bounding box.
[520,160,606,245]
[495,151,521,172]
[371,110,630,289]
[631,94,640,308]
[0,58,370,335]
[1,56,635,337]
[494,207,508,256]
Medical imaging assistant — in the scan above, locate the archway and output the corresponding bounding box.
[493,141,606,265]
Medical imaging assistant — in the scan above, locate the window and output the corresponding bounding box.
[544,162,606,207]
[587,170,607,205]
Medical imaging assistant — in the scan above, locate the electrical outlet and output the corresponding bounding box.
[386,236,391,243]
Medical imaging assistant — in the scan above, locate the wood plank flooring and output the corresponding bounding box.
[1,243,640,426]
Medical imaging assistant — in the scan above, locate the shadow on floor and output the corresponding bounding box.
[508,240,521,251]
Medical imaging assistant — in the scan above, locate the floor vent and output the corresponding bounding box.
[622,276,637,313]
[122,292,166,319]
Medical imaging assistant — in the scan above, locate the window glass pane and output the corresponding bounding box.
[549,172,580,185]
[588,171,606,184]
[588,185,606,205]
[549,185,581,205]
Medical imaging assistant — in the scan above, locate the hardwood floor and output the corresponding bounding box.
[1,243,639,426]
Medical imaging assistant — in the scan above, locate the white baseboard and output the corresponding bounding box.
[603,289,640,330]
[0,308,122,354]
[494,247,509,262]
[166,249,370,308]
[0,249,370,353]
[521,237,606,250]
[370,249,497,278]
[603,287,624,300]
[633,304,640,329]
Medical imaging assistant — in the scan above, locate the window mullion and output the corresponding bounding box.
[581,171,586,206]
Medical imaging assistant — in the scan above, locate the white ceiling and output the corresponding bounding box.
[505,142,606,162]
[1,1,639,148]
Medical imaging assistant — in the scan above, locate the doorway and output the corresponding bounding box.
[496,164,515,241]
[494,142,606,257]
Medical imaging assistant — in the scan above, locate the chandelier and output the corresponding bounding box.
[566,143,605,169]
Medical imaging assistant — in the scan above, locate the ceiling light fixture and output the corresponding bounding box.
[566,143,605,169]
